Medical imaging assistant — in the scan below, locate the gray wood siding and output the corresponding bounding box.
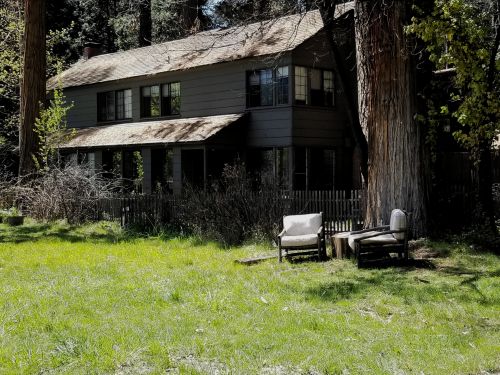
[246,107,293,147]
[63,55,292,129]
[292,106,349,146]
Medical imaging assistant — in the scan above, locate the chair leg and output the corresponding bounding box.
[278,244,282,262]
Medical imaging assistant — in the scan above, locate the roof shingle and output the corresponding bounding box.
[48,4,353,89]
[58,113,245,149]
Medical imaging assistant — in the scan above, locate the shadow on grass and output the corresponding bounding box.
[0,221,190,245]
[0,222,130,244]
[305,261,500,306]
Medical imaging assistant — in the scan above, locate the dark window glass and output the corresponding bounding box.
[161,82,181,116]
[310,69,323,106]
[276,66,289,105]
[323,70,334,106]
[260,69,273,106]
[247,69,273,107]
[116,89,132,120]
[141,85,160,117]
[294,147,307,190]
[97,91,115,121]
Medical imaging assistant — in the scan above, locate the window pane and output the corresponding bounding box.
[170,82,180,115]
[323,70,334,106]
[170,82,180,97]
[150,85,160,117]
[260,69,273,106]
[294,66,308,104]
[310,69,323,106]
[105,91,115,120]
[276,66,289,105]
[161,82,181,115]
[124,89,132,118]
[116,90,125,119]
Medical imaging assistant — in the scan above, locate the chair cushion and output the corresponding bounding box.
[390,209,407,240]
[283,213,322,236]
[348,231,398,250]
[281,234,318,247]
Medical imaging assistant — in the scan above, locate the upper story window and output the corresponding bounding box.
[247,66,289,107]
[141,85,160,117]
[276,66,289,105]
[294,66,308,105]
[97,89,132,122]
[294,66,335,107]
[142,82,181,118]
[162,82,181,116]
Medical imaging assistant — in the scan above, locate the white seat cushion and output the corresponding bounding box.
[390,209,407,240]
[348,231,398,250]
[283,213,322,236]
[281,234,318,247]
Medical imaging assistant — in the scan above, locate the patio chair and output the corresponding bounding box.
[278,212,326,262]
[347,209,409,267]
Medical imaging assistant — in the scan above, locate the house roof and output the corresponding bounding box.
[48,3,353,89]
[58,113,245,149]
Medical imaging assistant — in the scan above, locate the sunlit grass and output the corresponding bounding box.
[0,220,499,374]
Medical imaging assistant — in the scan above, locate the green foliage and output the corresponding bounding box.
[0,1,23,174]
[34,72,74,170]
[133,150,144,193]
[407,0,500,162]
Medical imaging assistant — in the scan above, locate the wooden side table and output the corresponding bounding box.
[331,232,351,259]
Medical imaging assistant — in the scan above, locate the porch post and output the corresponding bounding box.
[141,147,152,194]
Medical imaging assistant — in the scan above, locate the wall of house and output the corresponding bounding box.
[62,26,358,191]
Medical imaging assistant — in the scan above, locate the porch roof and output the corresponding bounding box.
[59,113,245,149]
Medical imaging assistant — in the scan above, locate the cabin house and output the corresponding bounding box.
[49,3,359,194]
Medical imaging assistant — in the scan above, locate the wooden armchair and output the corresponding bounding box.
[347,209,409,267]
[278,212,326,262]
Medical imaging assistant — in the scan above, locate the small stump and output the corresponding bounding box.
[332,232,350,259]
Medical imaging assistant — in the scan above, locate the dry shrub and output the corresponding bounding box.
[179,163,287,246]
[16,164,119,224]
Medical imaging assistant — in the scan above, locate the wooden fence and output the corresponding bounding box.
[96,190,365,234]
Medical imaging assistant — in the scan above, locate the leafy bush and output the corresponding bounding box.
[179,163,287,247]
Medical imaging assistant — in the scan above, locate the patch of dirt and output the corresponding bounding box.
[170,354,229,374]
[409,239,443,259]
[260,365,322,375]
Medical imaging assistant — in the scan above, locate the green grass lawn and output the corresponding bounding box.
[0,220,499,374]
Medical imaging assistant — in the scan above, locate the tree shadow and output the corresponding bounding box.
[0,222,127,244]
[304,260,499,306]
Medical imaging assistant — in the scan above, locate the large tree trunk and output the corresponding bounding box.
[19,0,46,176]
[356,0,429,236]
[138,0,151,47]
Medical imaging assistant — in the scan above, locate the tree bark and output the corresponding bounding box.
[19,0,46,176]
[139,0,151,47]
[356,0,429,236]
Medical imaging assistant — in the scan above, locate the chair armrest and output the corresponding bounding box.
[350,225,389,235]
[317,226,324,236]
[278,229,286,238]
[353,229,406,242]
